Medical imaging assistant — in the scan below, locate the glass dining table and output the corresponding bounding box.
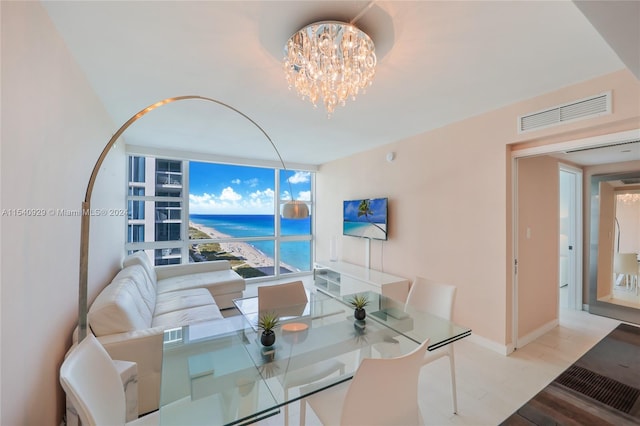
[159,289,471,425]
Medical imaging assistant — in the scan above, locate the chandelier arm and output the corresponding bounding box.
[77,95,296,341]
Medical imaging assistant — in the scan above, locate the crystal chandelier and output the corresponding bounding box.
[283,21,377,116]
[617,193,640,204]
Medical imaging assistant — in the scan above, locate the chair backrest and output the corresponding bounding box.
[614,253,638,275]
[405,276,456,320]
[340,338,430,425]
[258,281,308,316]
[59,334,126,426]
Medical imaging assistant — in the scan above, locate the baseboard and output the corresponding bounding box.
[443,309,593,357]
[516,318,559,349]
[467,333,513,356]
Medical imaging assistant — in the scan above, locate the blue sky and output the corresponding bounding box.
[189,162,311,214]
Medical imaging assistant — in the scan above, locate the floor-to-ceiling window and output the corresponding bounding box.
[126,155,314,279]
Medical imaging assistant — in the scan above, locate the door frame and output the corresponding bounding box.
[511,128,639,349]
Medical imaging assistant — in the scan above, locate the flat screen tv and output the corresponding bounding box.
[343,198,388,240]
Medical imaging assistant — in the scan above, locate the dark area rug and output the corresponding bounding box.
[501,323,640,425]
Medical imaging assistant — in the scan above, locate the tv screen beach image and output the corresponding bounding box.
[343,198,388,240]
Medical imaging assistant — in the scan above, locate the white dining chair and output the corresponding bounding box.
[259,281,346,425]
[301,337,430,426]
[258,280,308,317]
[59,334,158,426]
[613,252,638,291]
[406,276,458,414]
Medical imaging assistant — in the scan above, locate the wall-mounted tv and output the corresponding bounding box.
[343,198,388,240]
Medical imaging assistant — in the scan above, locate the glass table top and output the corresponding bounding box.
[339,290,472,351]
[159,290,471,425]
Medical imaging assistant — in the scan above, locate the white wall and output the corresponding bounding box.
[1,2,124,424]
[616,196,640,254]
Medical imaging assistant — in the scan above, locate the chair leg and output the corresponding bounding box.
[448,346,458,414]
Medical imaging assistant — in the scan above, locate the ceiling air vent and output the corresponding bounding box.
[518,91,611,133]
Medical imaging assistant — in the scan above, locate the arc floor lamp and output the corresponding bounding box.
[77,95,308,341]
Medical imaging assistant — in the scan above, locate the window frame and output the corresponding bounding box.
[125,147,316,281]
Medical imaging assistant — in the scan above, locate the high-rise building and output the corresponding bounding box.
[127,156,183,265]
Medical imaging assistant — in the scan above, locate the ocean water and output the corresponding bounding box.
[189,214,311,271]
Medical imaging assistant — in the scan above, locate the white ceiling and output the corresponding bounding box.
[41,1,636,167]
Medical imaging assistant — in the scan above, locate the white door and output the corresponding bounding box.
[559,165,582,310]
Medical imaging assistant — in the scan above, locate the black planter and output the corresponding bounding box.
[354,308,366,321]
[261,330,276,347]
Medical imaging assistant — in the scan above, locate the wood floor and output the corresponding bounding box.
[501,323,640,425]
[254,296,621,426]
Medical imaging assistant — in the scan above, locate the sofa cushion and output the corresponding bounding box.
[151,305,223,328]
[154,288,217,317]
[123,251,158,285]
[157,269,245,295]
[116,264,157,315]
[89,276,153,337]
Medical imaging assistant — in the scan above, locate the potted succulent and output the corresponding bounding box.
[349,294,369,321]
[257,312,279,347]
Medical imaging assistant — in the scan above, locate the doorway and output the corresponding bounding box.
[559,165,583,311]
[512,128,640,349]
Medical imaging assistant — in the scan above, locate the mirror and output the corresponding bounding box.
[589,171,640,324]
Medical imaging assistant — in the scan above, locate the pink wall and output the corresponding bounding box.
[318,114,511,346]
[316,69,640,350]
[516,156,559,338]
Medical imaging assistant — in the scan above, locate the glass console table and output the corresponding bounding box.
[159,290,471,425]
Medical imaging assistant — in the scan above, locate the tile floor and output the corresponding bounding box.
[248,278,621,426]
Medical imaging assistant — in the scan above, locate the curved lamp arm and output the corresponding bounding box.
[78,95,307,341]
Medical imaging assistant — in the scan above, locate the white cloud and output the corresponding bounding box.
[297,190,311,201]
[250,188,275,200]
[287,171,310,184]
[220,186,242,201]
[189,193,214,204]
[247,188,275,212]
[231,178,241,185]
[189,192,223,214]
[190,187,275,215]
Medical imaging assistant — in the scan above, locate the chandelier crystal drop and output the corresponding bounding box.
[283,21,377,116]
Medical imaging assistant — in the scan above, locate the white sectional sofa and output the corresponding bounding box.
[84,253,246,414]
[123,251,245,309]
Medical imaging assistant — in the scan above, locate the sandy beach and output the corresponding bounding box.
[345,222,387,240]
[189,221,299,272]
